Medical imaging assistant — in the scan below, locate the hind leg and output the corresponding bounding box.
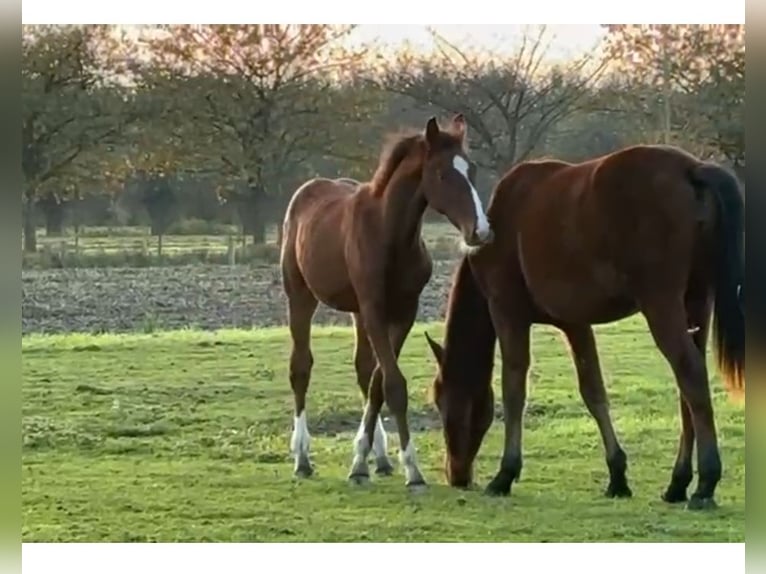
[352,314,394,476]
[562,324,631,498]
[663,294,713,503]
[642,295,720,510]
[285,275,319,478]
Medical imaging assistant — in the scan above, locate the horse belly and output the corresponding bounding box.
[295,223,360,313]
[530,280,637,324]
[299,253,359,313]
[523,256,638,325]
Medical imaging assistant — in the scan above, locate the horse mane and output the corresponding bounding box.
[368,126,465,197]
[368,131,423,197]
[439,257,497,397]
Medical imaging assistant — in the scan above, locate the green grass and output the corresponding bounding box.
[21,317,745,542]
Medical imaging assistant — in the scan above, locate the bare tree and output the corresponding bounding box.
[603,25,745,171]
[372,26,607,175]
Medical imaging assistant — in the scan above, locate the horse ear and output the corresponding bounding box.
[425,117,440,147]
[424,331,445,366]
[452,113,467,140]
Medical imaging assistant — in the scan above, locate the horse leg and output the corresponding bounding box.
[352,313,394,476]
[349,303,424,489]
[562,324,632,498]
[285,282,319,478]
[642,296,720,510]
[485,311,531,497]
[662,293,712,503]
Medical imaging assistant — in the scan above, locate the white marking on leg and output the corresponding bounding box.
[350,409,372,475]
[453,155,491,240]
[372,416,388,460]
[458,240,484,256]
[354,423,368,456]
[290,410,310,458]
[399,439,423,484]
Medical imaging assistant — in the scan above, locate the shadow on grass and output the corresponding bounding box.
[307,401,567,437]
[308,405,442,436]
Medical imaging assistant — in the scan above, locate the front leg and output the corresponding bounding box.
[348,302,424,489]
[485,312,531,497]
[562,324,631,498]
[352,313,395,476]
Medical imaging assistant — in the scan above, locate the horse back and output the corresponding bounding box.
[283,177,360,226]
[490,145,706,255]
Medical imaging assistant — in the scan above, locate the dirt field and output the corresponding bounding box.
[22,261,460,335]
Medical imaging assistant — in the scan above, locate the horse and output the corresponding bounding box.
[280,114,493,489]
[424,144,745,510]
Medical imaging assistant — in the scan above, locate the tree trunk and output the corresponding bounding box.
[237,183,268,245]
[23,200,37,253]
[251,219,266,245]
[39,193,66,237]
[44,202,65,236]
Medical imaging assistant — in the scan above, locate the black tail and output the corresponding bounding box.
[690,163,745,395]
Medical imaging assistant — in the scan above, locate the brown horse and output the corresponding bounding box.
[281,115,492,488]
[425,144,745,509]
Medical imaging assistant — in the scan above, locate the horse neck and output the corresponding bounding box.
[378,170,427,248]
[442,258,497,394]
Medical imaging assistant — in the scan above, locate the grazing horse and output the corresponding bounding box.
[425,144,745,509]
[281,115,492,488]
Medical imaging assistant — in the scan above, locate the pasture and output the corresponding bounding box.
[22,318,745,542]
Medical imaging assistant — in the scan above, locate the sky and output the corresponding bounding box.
[125,24,606,64]
[344,24,605,60]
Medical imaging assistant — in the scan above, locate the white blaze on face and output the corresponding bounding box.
[452,155,491,240]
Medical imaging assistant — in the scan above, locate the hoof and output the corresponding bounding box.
[687,495,718,511]
[374,459,395,477]
[662,487,688,504]
[406,480,428,493]
[348,473,370,486]
[293,464,314,478]
[484,477,511,497]
[605,481,633,499]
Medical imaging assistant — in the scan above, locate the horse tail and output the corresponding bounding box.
[689,163,745,397]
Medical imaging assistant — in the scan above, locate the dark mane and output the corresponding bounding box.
[369,126,465,197]
[440,257,497,397]
[369,131,422,197]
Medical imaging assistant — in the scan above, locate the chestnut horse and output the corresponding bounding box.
[281,115,492,488]
[425,144,745,509]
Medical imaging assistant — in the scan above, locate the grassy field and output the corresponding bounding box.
[22,317,745,542]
